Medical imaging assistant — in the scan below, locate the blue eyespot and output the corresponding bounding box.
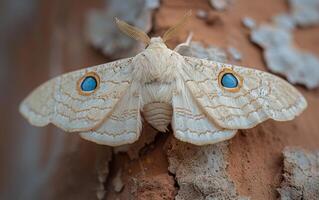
[81,76,97,92]
[221,73,238,88]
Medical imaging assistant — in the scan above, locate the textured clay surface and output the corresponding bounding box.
[165,136,248,200]
[128,173,176,200]
[278,147,319,200]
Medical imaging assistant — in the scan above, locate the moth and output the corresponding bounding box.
[20,12,307,146]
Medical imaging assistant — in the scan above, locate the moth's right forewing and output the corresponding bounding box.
[171,78,237,145]
[20,58,135,132]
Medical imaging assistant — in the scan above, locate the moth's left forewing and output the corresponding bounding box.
[181,56,307,130]
[19,78,56,127]
[20,58,135,132]
[80,82,142,146]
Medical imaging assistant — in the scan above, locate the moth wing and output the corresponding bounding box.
[171,78,237,145]
[20,58,135,132]
[80,82,142,146]
[180,56,307,129]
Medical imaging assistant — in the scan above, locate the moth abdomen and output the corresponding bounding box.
[142,102,173,132]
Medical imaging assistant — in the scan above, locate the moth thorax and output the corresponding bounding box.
[142,102,172,132]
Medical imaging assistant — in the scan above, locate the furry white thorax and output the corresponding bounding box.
[133,37,183,106]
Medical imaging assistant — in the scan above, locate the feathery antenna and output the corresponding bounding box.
[162,10,192,42]
[115,18,151,45]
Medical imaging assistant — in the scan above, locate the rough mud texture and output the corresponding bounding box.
[127,174,176,200]
[96,125,159,199]
[86,0,159,58]
[113,124,158,160]
[165,137,249,200]
[278,147,319,200]
[103,132,173,200]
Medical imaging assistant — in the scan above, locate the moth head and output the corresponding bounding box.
[115,10,192,47]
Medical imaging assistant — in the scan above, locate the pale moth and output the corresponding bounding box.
[20,12,307,146]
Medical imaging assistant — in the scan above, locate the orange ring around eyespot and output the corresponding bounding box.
[218,68,243,93]
[77,72,100,96]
